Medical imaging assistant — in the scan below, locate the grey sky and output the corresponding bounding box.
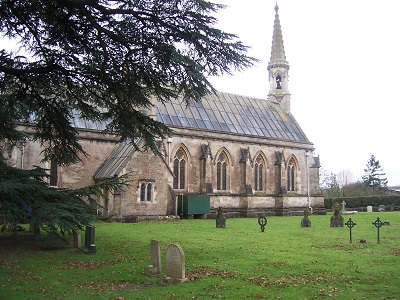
[210,0,400,186]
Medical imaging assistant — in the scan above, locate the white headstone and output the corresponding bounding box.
[163,243,187,284]
[367,206,373,212]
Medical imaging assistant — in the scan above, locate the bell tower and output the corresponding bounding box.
[267,3,291,113]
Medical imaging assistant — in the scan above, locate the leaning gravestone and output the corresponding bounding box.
[144,240,162,276]
[163,244,188,284]
[216,207,226,228]
[330,203,344,227]
[301,209,311,227]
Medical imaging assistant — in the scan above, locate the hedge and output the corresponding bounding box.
[324,195,400,212]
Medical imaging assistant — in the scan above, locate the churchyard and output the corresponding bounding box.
[1,212,399,299]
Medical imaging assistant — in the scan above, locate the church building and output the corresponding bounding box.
[3,5,325,220]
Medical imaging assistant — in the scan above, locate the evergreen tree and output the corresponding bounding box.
[0,0,254,241]
[0,0,254,164]
[362,155,388,191]
[0,155,129,240]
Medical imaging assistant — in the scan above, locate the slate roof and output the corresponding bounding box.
[93,91,310,179]
[156,92,309,143]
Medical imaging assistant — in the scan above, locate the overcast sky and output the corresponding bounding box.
[210,0,400,186]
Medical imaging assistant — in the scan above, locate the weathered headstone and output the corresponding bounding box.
[378,205,385,212]
[216,207,226,228]
[330,203,344,227]
[301,209,311,227]
[163,244,187,284]
[72,230,82,248]
[144,240,162,276]
[367,206,373,212]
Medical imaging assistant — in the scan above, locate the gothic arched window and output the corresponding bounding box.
[287,158,296,192]
[254,156,265,192]
[217,152,228,191]
[173,149,186,189]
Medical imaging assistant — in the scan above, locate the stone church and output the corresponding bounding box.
[3,5,325,220]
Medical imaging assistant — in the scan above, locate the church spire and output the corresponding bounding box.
[269,3,288,66]
[267,2,291,113]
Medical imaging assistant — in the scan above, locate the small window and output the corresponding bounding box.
[140,182,154,202]
[140,183,146,201]
[147,183,152,201]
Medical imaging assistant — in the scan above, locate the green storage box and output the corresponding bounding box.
[177,195,210,215]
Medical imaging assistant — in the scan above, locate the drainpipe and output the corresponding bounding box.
[167,137,172,167]
[305,151,312,213]
[20,142,25,170]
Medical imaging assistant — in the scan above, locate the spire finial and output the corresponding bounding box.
[275,1,279,13]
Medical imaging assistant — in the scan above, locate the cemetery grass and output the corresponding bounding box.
[1,213,399,299]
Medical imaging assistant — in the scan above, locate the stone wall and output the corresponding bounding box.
[8,125,325,220]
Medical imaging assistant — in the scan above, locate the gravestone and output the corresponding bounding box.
[216,207,226,228]
[144,240,162,276]
[340,200,358,215]
[163,244,187,284]
[345,218,356,243]
[85,225,95,247]
[330,203,344,227]
[258,216,267,232]
[85,225,96,253]
[341,200,346,214]
[372,217,384,244]
[367,206,373,212]
[378,205,385,212]
[72,230,82,248]
[301,209,311,227]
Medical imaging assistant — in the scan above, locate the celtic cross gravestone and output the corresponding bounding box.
[372,217,384,244]
[345,218,356,243]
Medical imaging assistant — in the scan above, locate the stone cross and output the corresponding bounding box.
[341,201,346,212]
[163,244,188,284]
[144,240,162,276]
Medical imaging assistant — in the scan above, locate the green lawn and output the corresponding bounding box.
[1,212,399,299]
